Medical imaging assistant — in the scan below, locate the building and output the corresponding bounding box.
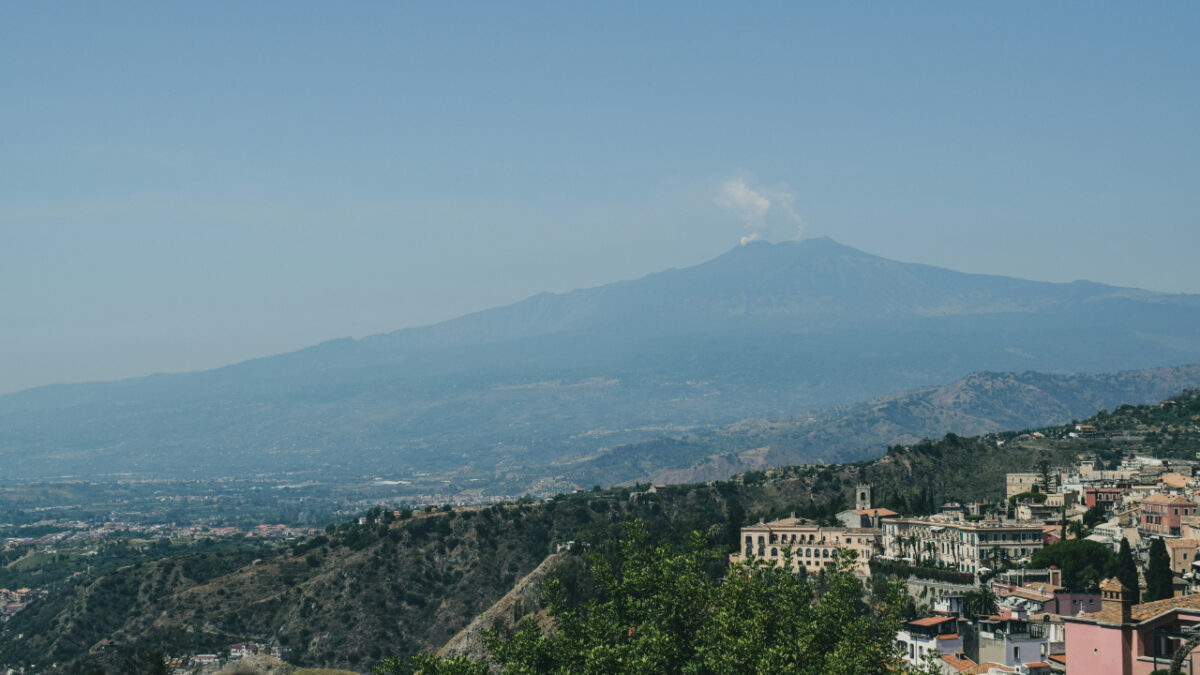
[882,517,1045,574]
[855,483,873,510]
[1165,539,1200,577]
[836,507,900,530]
[1139,494,1197,537]
[731,517,880,575]
[1063,578,1200,674]
[1009,473,1045,498]
[977,615,1055,667]
[896,615,963,664]
[1015,501,1058,523]
[1084,486,1128,511]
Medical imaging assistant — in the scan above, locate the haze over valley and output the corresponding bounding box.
[4,239,1200,496]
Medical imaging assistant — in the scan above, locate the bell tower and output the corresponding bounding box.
[856,484,873,510]
[1098,577,1133,625]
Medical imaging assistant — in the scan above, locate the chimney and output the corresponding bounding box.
[1098,577,1133,625]
[1049,566,1061,587]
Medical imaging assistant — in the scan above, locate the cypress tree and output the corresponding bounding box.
[724,500,746,554]
[1145,537,1174,602]
[1116,537,1140,602]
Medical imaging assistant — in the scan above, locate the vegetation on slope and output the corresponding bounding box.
[378,521,912,675]
[1,422,1084,673]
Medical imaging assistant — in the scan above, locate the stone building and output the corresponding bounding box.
[730,516,880,575]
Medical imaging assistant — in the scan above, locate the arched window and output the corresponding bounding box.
[805,548,811,557]
[823,549,830,558]
[770,548,777,557]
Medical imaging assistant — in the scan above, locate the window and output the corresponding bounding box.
[1013,646,1020,660]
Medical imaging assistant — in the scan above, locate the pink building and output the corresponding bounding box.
[1064,578,1200,674]
[1140,493,1197,537]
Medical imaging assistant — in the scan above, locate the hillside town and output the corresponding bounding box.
[733,443,1200,674]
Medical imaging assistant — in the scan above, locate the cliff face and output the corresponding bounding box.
[438,551,566,662]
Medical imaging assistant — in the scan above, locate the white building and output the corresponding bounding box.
[882,517,1044,574]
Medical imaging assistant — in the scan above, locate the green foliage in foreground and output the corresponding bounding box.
[375,520,917,675]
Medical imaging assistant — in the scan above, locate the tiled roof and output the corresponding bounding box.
[908,616,956,627]
[940,653,977,673]
[1131,593,1200,621]
[1077,592,1200,623]
[853,508,899,517]
[1165,539,1200,549]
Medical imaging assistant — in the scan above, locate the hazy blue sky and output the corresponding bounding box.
[2,2,1198,394]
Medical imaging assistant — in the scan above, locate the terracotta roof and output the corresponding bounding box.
[964,663,1016,674]
[941,653,977,673]
[1165,539,1200,550]
[908,616,956,627]
[1077,592,1200,623]
[852,508,899,517]
[1130,593,1200,621]
[1048,654,1067,664]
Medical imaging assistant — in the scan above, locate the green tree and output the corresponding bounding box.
[724,499,746,554]
[1082,504,1107,529]
[1116,538,1140,603]
[1145,537,1174,602]
[1030,539,1116,590]
[962,587,998,618]
[121,650,167,675]
[380,520,909,674]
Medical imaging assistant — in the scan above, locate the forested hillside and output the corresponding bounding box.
[0,426,1083,673]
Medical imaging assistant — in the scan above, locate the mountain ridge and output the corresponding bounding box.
[3,238,1200,487]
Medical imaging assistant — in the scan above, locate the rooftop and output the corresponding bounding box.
[1142,493,1196,506]
[1072,591,1200,624]
[908,616,956,627]
[851,508,899,517]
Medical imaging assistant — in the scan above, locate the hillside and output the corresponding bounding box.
[0,428,1086,673]
[559,362,1200,486]
[3,239,1200,492]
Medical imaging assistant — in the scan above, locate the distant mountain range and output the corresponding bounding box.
[3,238,1200,487]
[563,363,1200,488]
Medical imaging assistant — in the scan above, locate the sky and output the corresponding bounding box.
[2,2,1199,394]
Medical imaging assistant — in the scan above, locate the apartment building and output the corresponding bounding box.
[881,517,1045,574]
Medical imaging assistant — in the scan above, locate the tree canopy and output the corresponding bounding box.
[1030,539,1116,590]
